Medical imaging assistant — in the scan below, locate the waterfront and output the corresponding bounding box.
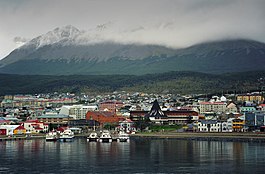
[1,138,265,173]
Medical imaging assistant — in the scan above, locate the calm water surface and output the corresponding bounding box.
[0,138,265,173]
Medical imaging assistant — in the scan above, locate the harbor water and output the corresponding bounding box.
[0,138,265,173]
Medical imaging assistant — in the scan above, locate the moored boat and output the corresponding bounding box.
[99,130,112,143]
[59,129,75,142]
[87,132,99,142]
[46,131,59,141]
[117,131,130,142]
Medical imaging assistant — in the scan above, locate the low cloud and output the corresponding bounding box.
[0,0,265,58]
[13,37,28,44]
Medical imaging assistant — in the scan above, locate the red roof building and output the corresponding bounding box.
[86,111,124,125]
[99,101,124,113]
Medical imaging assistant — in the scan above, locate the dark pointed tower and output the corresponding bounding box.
[146,99,167,119]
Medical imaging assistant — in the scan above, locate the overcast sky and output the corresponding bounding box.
[0,0,265,59]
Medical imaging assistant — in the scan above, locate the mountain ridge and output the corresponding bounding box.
[0,25,265,75]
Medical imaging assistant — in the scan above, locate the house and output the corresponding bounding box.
[22,120,49,133]
[240,106,256,113]
[115,119,136,134]
[197,120,222,132]
[0,125,26,135]
[0,117,11,125]
[226,102,238,114]
[13,125,26,135]
[258,104,265,111]
[232,118,245,132]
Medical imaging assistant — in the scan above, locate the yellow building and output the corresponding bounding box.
[237,94,264,102]
[232,119,245,132]
[13,126,26,135]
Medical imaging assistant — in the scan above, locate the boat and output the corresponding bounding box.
[99,130,112,143]
[117,131,130,142]
[87,132,99,142]
[59,129,75,142]
[46,131,59,141]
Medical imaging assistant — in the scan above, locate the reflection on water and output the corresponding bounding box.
[0,138,265,173]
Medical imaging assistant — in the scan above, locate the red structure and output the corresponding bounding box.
[86,111,124,125]
[99,101,124,113]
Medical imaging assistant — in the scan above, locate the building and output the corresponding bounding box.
[145,100,168,124]
[226,102,238,113]
[99,101,124,113]
[38,114,73,126]
[0,117,11,125]
[0,125,26,135]
[166,110,199,124]
[86,111,124,126]
[197,120,222,132]
[130,100,199,125]
[60,105,98,120]
[245,112,265,130]
[199,102,227,114]
[130,110,199,124]
[68,119,100,131]
[258,104,265,111]
[240,106,256,113]
[237,94,264,103]
[115,119,136,134]
[22,120,49,133]
[232,118,245,132]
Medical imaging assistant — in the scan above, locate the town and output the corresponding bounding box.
[0,90,265,139]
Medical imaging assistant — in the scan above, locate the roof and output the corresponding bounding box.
[24,120,40,123]
[198,120,220,124]
[38,114,70,118]
[15,125,26,130]
[200,102,226,105]
[86,111,115,117]
[146,100,167,118]
[0,125,20,129]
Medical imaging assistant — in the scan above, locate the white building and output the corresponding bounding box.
[22,120,49,133]
[59,105,98,120]
[197,120,223,132]
[199,102,227,114]
[0,125,20,135]
[226,102,238,114]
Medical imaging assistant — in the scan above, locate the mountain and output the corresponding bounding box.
[0,25,265,75]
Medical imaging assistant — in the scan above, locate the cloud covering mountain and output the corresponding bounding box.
[0,0,265,58]
[0,25,264,76]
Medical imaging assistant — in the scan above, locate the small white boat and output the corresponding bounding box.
[117,131,130,142]
[59,129,75,142]
[46,131,59,141]
[99,130,112,143]
[87,132,99,142]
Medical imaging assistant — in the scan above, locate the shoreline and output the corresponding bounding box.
[1,132,265,143]
[130,132,265,142]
